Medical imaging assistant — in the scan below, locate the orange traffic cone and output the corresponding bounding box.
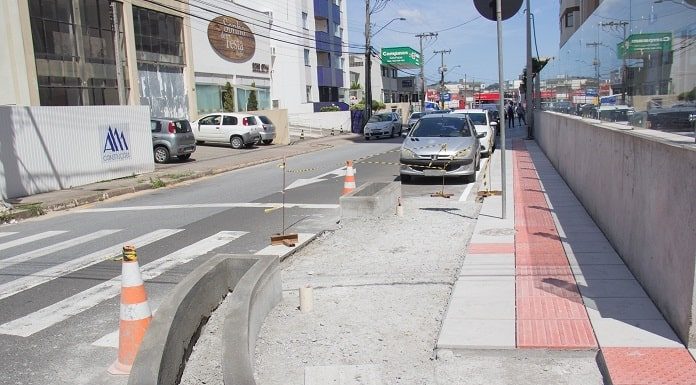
[342,160,356,195]
[108,245,153,375]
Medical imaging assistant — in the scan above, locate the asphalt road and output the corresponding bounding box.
[0,136,478,385]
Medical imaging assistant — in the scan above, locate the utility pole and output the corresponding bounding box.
[600,20,628,105]
[434,49,451,110]
[364,0,372,122]
[416,32,437,111]
[587,41,601,103]
[495,0,507,219]
[525,0,533,139]
[463,73,467,108]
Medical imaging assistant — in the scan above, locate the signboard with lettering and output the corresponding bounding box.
[208,16,256,63]
[381,47,420,69]
[617,33,672,59]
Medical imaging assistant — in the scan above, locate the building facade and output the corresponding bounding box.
[0,0,349,118]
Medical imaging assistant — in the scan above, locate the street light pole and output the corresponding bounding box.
[364,0,372,122]
[525,0,533,139]
[496,0,507,219]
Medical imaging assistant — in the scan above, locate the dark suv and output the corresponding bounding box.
[151,118,196,163]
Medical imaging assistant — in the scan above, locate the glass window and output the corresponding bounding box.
[223,115,238,125]
[132,5,184,65]
[565,12,574,28]
[306,85,312,102]
[150,120,160,132]
[304,49,310,66]
[302,12,308,29]
[196,84,222,114]
[411,117,472,137]
[200,115,221,125]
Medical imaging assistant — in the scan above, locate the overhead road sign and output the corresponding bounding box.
[381,47,420,69]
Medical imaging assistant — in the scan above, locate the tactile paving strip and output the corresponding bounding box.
[602,348,696,385]
[513,139,596,349]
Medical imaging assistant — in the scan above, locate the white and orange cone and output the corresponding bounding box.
[342,160,356,195]
[108,245,153,375]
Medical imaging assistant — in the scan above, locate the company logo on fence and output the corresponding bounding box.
[101,125,131,162]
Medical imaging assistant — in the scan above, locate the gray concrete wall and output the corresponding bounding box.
[534,111,696,346]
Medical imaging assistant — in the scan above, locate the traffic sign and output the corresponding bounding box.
[473,0,523,21]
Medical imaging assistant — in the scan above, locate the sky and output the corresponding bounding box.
[345,0,560,86]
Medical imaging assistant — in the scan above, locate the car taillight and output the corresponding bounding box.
[168,122,176,134]
[242,117,249,126]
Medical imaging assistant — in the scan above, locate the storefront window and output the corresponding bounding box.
[29,0,127,106]
[196,84,223,114]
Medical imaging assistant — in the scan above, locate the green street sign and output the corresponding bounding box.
[618,33,672,59]
[381,47,420,69]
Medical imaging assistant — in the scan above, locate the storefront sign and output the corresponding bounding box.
[208,16,256,63]
[617,33,671,59]
[381,47,420,69]
[252,63,269,73]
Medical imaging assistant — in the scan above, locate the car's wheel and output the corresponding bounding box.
[365,136,370,141]
[262,139,273,145]
[230,136,244,149]
[466,173,476,183]
[400,174,412,183]
[154,146,170,164]
[177,154,191,160]
[196,140,205,145]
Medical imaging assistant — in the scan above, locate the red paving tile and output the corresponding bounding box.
[602,348,696,385]
[517,319,596,349]
[513,139,597,349]
[467,243,515,254]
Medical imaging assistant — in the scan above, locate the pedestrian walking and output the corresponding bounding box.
[516,103,526,126]
[506,102,515,128]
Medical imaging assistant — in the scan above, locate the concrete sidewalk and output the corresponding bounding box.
[0,134,359,222]
[437,129,696,384]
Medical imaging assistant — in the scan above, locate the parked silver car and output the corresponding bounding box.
[399,114,482,183]
[151,118,196,163]
[257,115,276,145]
[364,112,402,140]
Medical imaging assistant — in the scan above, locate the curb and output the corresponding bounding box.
[128,254,280,385]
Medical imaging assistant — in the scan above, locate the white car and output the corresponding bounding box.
[451,109,496,156]
[191,113,262,149]
[364,112,402,140]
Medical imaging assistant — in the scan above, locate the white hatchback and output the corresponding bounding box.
[191,113,262,149]
[451,109,497,156]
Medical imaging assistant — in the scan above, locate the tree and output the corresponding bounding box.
[247,82,258,111]
[223,82,235,112]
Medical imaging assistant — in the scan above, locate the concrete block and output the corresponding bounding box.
[437,319,516,349]
[459,265,515,277]
[451,279,515,300]
[462,254,514,265]
[339,182,400,219]
[446,293,515,320]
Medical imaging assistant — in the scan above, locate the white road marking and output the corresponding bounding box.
[0,231,246,337]
[0,229,182,301]
[254,233,316,258]
[285,167,347,190]
[0,232,18,238]
[0,230,121,269]
[0,231,66,252]
[459,158,489,202]
[76,203,339,213]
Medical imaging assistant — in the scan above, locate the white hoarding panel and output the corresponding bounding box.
[0,106,154,199]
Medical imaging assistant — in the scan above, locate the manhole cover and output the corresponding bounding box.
[479,228,515,236]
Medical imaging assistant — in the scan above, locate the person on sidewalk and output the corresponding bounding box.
[516,103,526,126]
[506,102,515,128]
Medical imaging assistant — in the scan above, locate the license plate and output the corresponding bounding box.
[424,169,445,177]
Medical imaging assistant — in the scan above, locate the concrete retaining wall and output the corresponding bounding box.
[128,254,280,385]
[250,109,290,145]
[534,111,696,346]
[288,111,351,134]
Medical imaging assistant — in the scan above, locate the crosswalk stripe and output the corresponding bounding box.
[0,231,66,252]
[0,232,18,238]
[0,229,182,301]
[0,230,121,269]
[0,231,247,337]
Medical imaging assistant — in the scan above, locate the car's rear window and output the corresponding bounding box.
[246,116,258,125]
[174,120,190,133]
[258,116,272,124]
[411,117,472,137]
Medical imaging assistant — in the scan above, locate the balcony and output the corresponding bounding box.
[314,0,329,19]
[315,31,342,54]
[332,3,340,22]
[334,68,344,88]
